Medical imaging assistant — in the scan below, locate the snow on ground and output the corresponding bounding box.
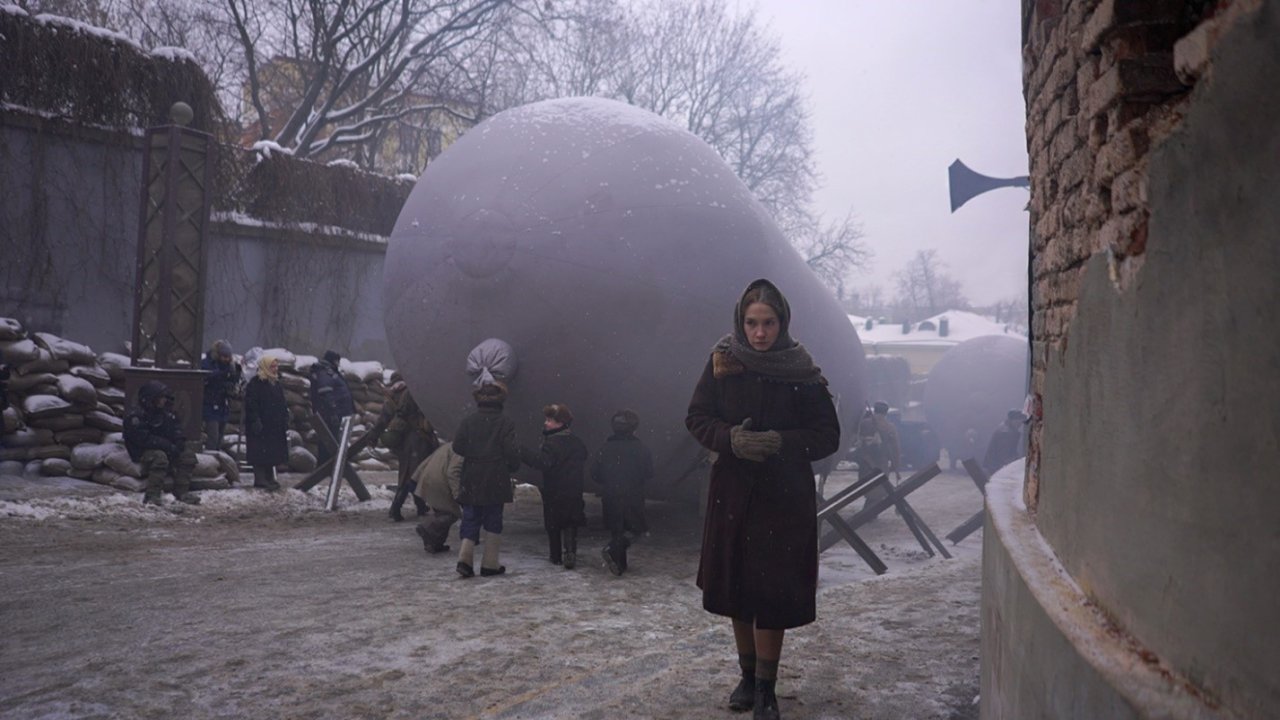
[0,469,984,719]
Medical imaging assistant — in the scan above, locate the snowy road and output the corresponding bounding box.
[0,470,983,719]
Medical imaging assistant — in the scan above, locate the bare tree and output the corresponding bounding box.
[894,249,969,321]
[792,211,872,297]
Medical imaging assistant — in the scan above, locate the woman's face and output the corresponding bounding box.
[543,417,564,432]
[743,302,781,351]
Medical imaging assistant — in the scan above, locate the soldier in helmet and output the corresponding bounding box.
[124,380,200,506]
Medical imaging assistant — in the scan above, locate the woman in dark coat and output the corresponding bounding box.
[452,381,521,578]
[243,355,290,491]
[685,278,841,720]
[520,403,589,568]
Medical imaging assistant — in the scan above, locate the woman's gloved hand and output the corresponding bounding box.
[729,418,782,462]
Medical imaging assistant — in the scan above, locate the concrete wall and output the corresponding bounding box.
[0,110,394,362]
[985,1,1279,718]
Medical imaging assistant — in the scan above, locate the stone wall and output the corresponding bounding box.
[987,0,1279,718]
[0,109,405,363]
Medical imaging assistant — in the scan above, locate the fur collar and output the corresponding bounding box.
[712,350,745,378]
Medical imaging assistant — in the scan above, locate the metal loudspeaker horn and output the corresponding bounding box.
[948,159,1029,212]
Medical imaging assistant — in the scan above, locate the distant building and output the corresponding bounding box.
[851,310,1024,376]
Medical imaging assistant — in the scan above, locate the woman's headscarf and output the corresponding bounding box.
[257,355,280,382]
[713,278,824,384]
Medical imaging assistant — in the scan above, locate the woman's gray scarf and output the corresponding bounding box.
[713,334,825,385]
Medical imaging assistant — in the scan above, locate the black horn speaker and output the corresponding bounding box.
[948,159,1030,212]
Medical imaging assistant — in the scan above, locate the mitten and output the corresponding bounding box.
[730,418,783,462]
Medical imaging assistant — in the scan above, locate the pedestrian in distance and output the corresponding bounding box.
[412,441,464,554]
[591,408,653,576]
[452,381,521,578]
[124,380,201,506]
[520,403,589,569]
[309,349,355,466]
[200,339,242,452]
[243,355,290,491]
[368,372,438,521]
[685,278,841,720]
[982,409,1027,475]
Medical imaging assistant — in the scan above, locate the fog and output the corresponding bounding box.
[755,0,1030,306]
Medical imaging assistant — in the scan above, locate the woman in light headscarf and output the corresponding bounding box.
[685,279,841,720]
[243,355,290,491]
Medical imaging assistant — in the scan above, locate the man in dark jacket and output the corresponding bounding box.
[200,339,242,451]
[368,374,438,521]
[453,381,521,578]
[520,403,589,569]
[309,350,355,465]
[124,380,200,506]
[591,408,653,576]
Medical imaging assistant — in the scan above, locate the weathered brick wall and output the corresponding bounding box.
[1019,0,1256,510]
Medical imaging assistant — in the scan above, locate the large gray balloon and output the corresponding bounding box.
[384,97,866,499]
[923,335,1029,466]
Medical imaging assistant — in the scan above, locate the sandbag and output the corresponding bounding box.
[0,448,28,462]
[287,446,316,472]
[286,429,304,448]
[3,426,54,447]
[28,413,85,432]
[24,459,43,478]
[103,432,124,444]
[0,338,39,364]
[0,459,25,476]
[2,406,21,433]
[56,374,98,405]
[85,411,123,432]
[282,387,307,406]
[96,386,126,404]
[68,467,93,480]
[18,349,69,376]
[0,317,23,342]
[293,354,318,373]
[70,364,112,387]
[341,360,384,384]
[193,453,220,477]
[55,427,104,446]
[7,371,56,394]
[112,475,145,493]
[355,458,390,471]
[28,444,72,460]
[98,353,131,381]
[210,450,240,484]
[71,442,120,471]
[33,333,95,365]
[190,476,229,491]
[41,458,73,476]
[22,394,72,419]
[104,448,143,478]
[278,373,310,392]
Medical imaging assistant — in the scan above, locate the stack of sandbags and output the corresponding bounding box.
[341,358,394,471]
[0,319,238,491]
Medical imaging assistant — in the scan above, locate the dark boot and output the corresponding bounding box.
[562,526,578,569]
[603,534,629,576]
[413,494,429,517]
[547,528,562,565]
[752,678,779,720]
[389,481,411,521]
[729,671,755,712]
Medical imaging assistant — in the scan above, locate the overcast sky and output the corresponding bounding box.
[753,0,1030,306]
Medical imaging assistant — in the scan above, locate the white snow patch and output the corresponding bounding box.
[150,46,198,63]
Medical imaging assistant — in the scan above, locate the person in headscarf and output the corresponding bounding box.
[244,355,290,491]
[685,278,841,720]
[452,381,521,578]
[200,339,242,451]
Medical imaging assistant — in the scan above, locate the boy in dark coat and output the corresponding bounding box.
[452,381,521,578]
[591,408,653,576]
[200,339,242,451]
[521,403,589,569]
[124,380,200,506]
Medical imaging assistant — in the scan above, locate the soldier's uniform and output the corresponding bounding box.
[124,380,200,506]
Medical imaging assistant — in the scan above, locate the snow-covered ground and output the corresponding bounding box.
[0,469,984,719]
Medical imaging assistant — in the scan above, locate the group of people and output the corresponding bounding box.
[121,277,840,720]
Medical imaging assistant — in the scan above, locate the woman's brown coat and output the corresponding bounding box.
[685,351,841,630]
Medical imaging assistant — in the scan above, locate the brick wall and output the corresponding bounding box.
[1020,0,1257,510]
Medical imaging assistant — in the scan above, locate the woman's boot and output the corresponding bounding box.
[729,653,755,711]
[562,526,578,569]
[753,679,780,720]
